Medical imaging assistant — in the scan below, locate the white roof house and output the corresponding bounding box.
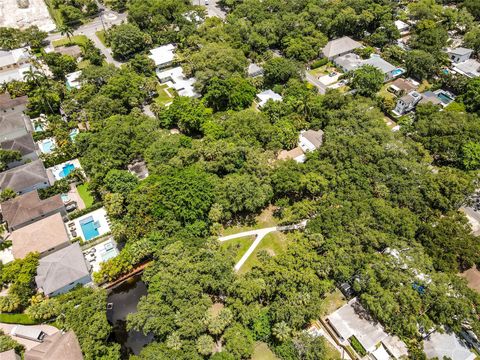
[0,47,33,84]
[256,90,282,108]
[66,71,82,90]
[299,129,324,153]
[148,44,176,68]
[322,36,362,60]
[423,331,475,360]
[453,59,480,78]
[395,20,410,34]
[156,66,199,98]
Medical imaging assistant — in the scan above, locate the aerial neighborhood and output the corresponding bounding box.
[1,0,480,359]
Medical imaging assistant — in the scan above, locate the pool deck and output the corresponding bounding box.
[68,207,111,241]
[46,159,82,183]
[84,237,119,273]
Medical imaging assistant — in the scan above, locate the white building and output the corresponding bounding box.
[393,91,422,116]
[156,66,199,97]
[0,47,32,84]
[453,58,480,78]
[423,331,475,360]
[394,20,410,35]
[149,44,176,69]
[278,129,324,164]
[256,89,282,108]
[448,47,474,64]
[66,71,82,90]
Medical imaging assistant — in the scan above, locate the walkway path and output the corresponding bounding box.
[219,220,307,271]
[305,71,327,94]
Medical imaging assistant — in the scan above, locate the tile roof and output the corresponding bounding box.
[0,94,28,110]
[0,160,49,193]
[35,243,90,295]
[301,129,324,149]
[322,36,362,58]
[11,212,70,259]
[25,331,83,360]
[1,133,37,156]
[1,190,64,230]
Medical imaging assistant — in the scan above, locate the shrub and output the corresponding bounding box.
[349,335,367,356]
[310,58,328,69]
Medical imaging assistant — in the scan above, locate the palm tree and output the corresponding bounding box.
[272,321,291,342]
[59,25,74,44]
[23,66,44,86]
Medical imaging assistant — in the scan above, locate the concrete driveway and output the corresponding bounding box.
[0,323,58,350]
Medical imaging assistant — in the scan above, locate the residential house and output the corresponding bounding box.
[0,160,50,195]
[419,91,444,106]
[256,90,282,108]
[54,45,82,59]
[327,298,408,358]
[25,331,83,360]
[35,242,91,297]
[334,53,362,72]
[363,56,403,82]
[395,20,410,35]
[1,190,66,231]
[453,59,480,78]
[0,93,30,142]
[393,91,422,116]
[247,63,264,77]
[0,47,32,84]
[322,36,362,60]
[278,129,324,163]
[66,71,82,90]
[11,212,70,259]
[389,78,418,96]
[0,350,20,360]
[156,66,198,97]
[148,44,176,70]
[423,331,475,360]
[0,133,39,168]
[128,160,149,180]
[448,47,474,64]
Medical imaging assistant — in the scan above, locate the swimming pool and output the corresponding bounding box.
[80,216,100,240]
[60,193,70,202]
[391,68,404,77]
[40,139,55,153]
[69,129,79,141]
[101,248,118,262]
[437,92,454,104]
[59,163,75,178]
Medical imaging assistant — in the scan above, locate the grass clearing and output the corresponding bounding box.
[239,231,289,274]
[0,313,38,325]
[221,206,280,236]
[52,35,89,48]
[308,64,337,78]
[44,0,63,26]
[251,342,278,360]
[324,339,342,359]
[378,83,397,102]
[96,30,107,46]
[321,289,347,316]
[221,236,255,262]
[155,83,173,106]
[77,183,94,208]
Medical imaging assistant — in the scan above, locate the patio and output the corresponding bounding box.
[83,238,119,273]
[47,159,82,182]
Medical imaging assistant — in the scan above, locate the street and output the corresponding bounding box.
[192,0,226,19]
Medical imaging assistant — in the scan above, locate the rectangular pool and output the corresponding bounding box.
[59,163,75,178]
[437,92,454,104]
[80,216,100,240]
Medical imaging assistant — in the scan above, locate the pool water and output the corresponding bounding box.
[437,92,454,104]
[391,68,404,76]
[69,129,79,141]
[41,139,55,153]
[59,163,75,178]
[80,217,100,240]
[61,193,70,202]
[101,248,118,262]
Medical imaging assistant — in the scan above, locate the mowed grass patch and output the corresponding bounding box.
[155,83,173,106]
[221,206,280,236]
[52,35,89,48]
[251,342,278,360]
[96,30,107,46]
[77,183,94,208]
[221,236,255,263]
[238,231,289,274]
[321,289,347,316]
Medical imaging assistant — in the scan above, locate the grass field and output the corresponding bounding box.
[155,83,173,106]
[52,35,89,48]
[96,30,107,46]
[220,206,280,236]
[77,183,94,208]
[221,236,255,262]
[251,342,278,360]
[321,289,347,316]
[0,313,38,325]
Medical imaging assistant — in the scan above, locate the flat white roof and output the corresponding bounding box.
[66,71,82,89]
[423,331,475,360]
[149,44,175,67]
[257,89,282,107]
[156,66,199,98]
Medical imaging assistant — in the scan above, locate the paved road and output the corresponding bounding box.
[47,11,126,67]
[219,220,307,271]
[192,0,226,19]
[305,71,327,94]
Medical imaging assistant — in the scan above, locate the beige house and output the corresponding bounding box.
[11,212,70,259]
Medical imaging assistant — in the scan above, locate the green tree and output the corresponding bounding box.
[349,65,384,97]
[263,57,302,86]
[196,334,214,356]
[0,188,17,202]
[462,78,480,115]
[272,321,291,342]
[204,76,256,111]
[103,169,139,196]
[405,49,438,80]
[0,150,21,171]
[223,323,254,360]
[59,24,74,43]
[461,141,480,170]
[107,23,152,60]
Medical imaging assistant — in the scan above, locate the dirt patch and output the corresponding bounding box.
[209,302,224,317]
[264,248,276,256]
[460,265,480,293]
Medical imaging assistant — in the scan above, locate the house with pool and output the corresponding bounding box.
[83,237,119,273]
[46,159,82,183]
[37,137,56,154]
[67,207,111,242]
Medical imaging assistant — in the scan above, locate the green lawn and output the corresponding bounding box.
[378,83,397,102]
[239,231,289,274]
[251,342,278,360]
[221,236,255,262]
[77,183,94,208]
[78,59,91,69]
[52,35,89,48]
[155,83,173,106]
[308,64,336,78]
[0,313,38,325]
[221,206,280,236]
[321,289,347,316]
[44,0,63,26]
[96,30,107,46]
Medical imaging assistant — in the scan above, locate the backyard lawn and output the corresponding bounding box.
[77,183,94,208]
[308,64,337,78]
[221,236,255,262]
[155,83,173,106]
[321,289,347,316]
[220,206,280,236]
[52,35,89,48]
[251,342,278,360]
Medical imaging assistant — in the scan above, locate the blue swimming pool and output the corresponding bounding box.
[437,92,454,104]
[59,163,75,178]
[41,139,55,153]
[80,216,100,240]
[391,68,404,76]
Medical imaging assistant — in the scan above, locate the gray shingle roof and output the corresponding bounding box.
[1,133,36,156]
[25,331,84,360]
[1,190,64,230]
[423,331,475,360]
[449,47,473,56]
[301,129,324,149]
[0,160,49,193]
[363,57,396,74]
[322,36,362,58]
[0,94,28,110]
[35,243,90,295]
